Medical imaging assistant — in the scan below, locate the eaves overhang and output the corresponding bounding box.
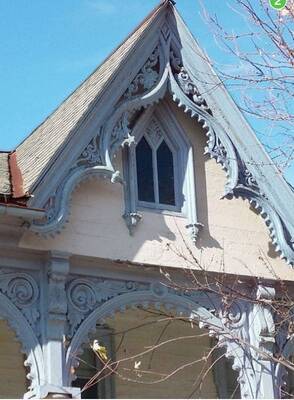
[0,202,45,220]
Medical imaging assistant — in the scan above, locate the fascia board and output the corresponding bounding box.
[0,204,45,220]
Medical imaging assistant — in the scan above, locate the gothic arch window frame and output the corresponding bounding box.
[132,113,182,212]
[123,101,199,236]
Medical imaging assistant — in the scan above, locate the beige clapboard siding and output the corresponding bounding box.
[0,320,27,399]
[21,96,294,280]
[112,310,218,399]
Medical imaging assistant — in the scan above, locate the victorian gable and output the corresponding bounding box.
[2,2,294,399]
[1,0,294,271]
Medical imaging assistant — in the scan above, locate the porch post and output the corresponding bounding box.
[40,251,79,399]
[220,283,278,399]
[238,284,278,399]
[253,284,277,398]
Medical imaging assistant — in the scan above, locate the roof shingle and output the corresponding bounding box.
[0,153,11,195]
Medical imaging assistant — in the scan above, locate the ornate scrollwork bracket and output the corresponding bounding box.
[123,47,160,100]
[215,283,278,399]
[65,277,224,385]
[0,269,45,397]
[66,277,148,337]
[0,270,40,335]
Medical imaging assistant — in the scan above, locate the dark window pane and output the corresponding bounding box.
[73,378,99,399]
[136,136,155,202]
[157,140,175,205]
[212,344,241,399]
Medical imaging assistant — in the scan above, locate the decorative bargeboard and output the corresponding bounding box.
[27,20,294,265]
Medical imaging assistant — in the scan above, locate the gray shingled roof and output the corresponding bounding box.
[15,3,164,195]
[0,153,11,195]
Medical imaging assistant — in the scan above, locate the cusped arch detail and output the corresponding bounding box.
[65,289,226,386]
[0,291,44,398]
[30,166,118,235]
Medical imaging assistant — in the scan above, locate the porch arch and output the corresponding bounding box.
[0,291,44,398]
[65,289,225,386]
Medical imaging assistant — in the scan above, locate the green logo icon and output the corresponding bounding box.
[269,0,287,10]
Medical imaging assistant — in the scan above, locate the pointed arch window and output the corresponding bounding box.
[157,140,175,205]
[136,137,155,203]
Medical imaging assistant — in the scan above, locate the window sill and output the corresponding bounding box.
[137,206,186,218]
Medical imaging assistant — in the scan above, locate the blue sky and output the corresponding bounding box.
[0,0,293,183]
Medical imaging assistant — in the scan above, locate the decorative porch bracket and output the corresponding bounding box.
[0,268,45,399]
[218,283,278,399]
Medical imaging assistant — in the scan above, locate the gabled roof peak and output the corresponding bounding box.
[1,1,294,266]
